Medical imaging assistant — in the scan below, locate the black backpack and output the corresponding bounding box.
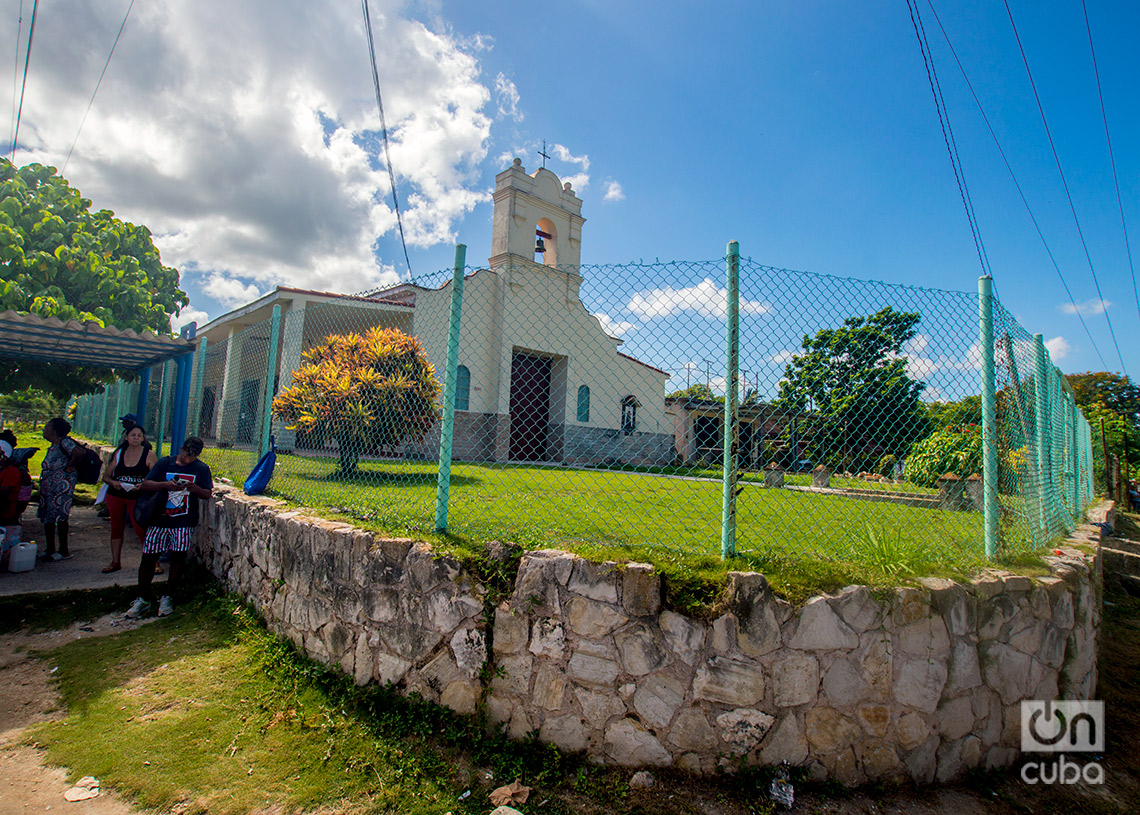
[73,442,103,484]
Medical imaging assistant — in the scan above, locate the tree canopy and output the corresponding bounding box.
[0,159,188,396]
[272,327,440,474]
[776,307,930,469]
[1065,372,1140,428]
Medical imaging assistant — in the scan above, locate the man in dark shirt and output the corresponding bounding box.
[125,437,213,618]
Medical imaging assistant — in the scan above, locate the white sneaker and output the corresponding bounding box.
[125,597,151,619]
[157,596,174,617]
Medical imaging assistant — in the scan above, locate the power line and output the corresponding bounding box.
[62,0,136,175]
[9,1,23,155]
[1002,0,1128,376]
[924,1,1109,370]
[9,0,38,159]
[1081,0,1139,332]
[360,0,412,276]
[905,0,992,279]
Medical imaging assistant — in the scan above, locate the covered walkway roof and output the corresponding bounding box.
[0,310,193,369]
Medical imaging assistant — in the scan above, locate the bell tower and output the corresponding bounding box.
[489,158,585,270]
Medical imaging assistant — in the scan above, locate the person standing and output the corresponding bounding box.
[125,437,213,618]
[38,418,84,561]
[99,426,157,573]
[0,441,22,567]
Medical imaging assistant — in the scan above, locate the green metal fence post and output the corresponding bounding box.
[979,276,998,560]
[721,240,741,561]
[259,306,281,457]
[99,386,110,443]
[435,244,467,532]
[1067,387,1079,524]
[114,379,125,439]
[1032,334,1049,544]
[192,337,208,439]
[156,361,171,458]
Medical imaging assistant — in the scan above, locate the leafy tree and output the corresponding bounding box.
[1066,372,1140,427]
[0,159,188,396]
[667,383,717,401]
[0,387,63,419]
[925,395,982,429]
[776,307,930,470]
[272,327,440,474]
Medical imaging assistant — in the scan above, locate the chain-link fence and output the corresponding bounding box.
[69,248,1095,567]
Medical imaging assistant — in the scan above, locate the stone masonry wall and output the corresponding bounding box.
[192,485,1102,785]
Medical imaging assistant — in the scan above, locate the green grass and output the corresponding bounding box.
[29,595,484,814]
[202,447,1047,605]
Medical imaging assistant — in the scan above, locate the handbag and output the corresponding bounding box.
[132,489,167,529]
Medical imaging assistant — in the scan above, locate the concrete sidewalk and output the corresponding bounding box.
[1,505,166,597]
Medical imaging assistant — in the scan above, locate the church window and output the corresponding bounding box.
[577,386,590,422]
[621,395,638,435]
[455,365,470,411]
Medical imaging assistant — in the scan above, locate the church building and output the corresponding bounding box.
[193,159,674,465]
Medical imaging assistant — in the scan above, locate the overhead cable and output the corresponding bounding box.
[8,1,23,155]
[925,1,1109,370]
[360,0,413,276]
[905,0,992,279]
[9,0,38,159]
[1002,0,1127,376]
[62,0,136,175]
[1081,0,1139,331]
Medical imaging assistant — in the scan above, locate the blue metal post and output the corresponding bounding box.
[259,306,282,457]
[978,276,998,560]
[170,323,197,453]
[136,366,151,423]
[156,361,171,458]
[721,240,741,560]
[435,244,467,532]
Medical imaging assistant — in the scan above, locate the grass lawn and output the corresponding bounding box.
[201,447,1046,604]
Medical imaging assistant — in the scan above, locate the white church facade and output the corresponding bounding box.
[194,159,675,465]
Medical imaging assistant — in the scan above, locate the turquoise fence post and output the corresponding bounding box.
[721,240,741,561]
[979,276,998,560]
[1032,334,1049,544]
[99,386,110,443]
[114,379,125,438]
[1067,385,1078,525]
[156,361,171,458]
[192,337,208,439]
[435,244,467,533]
[259,306,281,458]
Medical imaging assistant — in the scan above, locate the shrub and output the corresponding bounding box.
[876,454,898,479]
[272,327,440,474]
[904,425,982,488]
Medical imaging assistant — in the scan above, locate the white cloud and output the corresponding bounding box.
[3,0,492,296]
[170,307,210,332]
[603,180,625,202]
[593,312,636,338]
[769,350,796,364]
[561,173,589,192]
[627,278,771,320]
[494,72,522,121]
[1061,298,1111,316]
[552,143,590,171]
[205,275,263,308]
[1045,335,1071,360]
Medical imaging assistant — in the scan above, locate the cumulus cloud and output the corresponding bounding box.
[627,278,771,320]
[769,350,796,364]
[1061,298,1111,316]
[593,312,636,338]
[2,0,492,295]
[603,180,625,202]
[205,276,264,308]
[170,306,210,332]
[1045,335,1071,360]
[494,73,522,121]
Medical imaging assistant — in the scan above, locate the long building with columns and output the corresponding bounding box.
[193,159,674,465]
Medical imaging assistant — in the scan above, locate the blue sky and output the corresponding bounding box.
[5,0,1138,380]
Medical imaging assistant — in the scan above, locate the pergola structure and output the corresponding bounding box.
[0,310,197,451]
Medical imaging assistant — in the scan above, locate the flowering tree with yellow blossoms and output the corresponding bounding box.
[272,327,440,474]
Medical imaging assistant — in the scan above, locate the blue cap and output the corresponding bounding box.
[120,414,141,426]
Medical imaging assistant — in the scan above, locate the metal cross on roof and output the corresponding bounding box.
[538,140,550,168]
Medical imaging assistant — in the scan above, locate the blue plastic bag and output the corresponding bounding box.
[244,436,277,495]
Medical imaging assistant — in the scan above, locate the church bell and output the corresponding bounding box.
[534,236,547,254]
